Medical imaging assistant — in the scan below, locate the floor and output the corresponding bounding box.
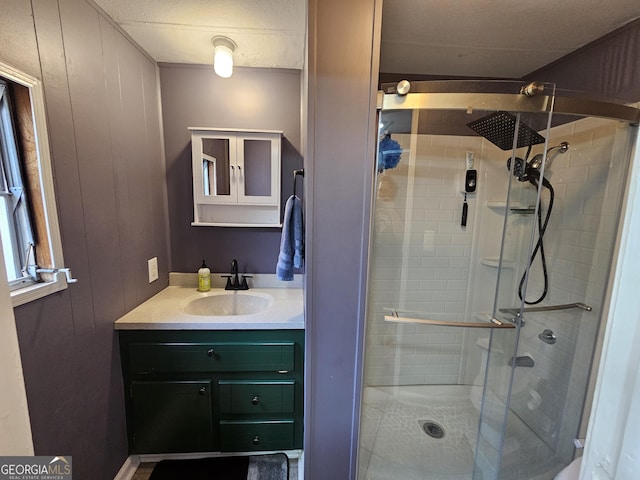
[358,385,565,480]
[131,463,155,480]
[131,456,299,479]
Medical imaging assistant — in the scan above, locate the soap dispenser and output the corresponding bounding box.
[197,260,211,292]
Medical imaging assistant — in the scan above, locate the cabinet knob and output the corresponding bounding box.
[251,396,260,406]
[199,386,206,395]
[207,348,215,357]
[252,435,260,445]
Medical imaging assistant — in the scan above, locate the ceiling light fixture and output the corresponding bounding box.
[212,36,237,78]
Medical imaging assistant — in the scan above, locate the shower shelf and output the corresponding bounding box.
[511,207,536,214]
[486,201,536,214]
[481,257,514,268]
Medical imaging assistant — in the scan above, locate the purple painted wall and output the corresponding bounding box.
[2,1,170,478]
[526,18,640,102]
[158,64,303,275]
[304,0,381,478]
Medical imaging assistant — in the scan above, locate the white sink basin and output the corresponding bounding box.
[183,292,274,316]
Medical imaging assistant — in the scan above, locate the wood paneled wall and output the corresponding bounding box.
[0,1,170,478]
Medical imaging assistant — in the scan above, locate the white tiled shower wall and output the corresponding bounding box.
[364,114,631,463]
[509,117,631,462]
[366,132,485,386]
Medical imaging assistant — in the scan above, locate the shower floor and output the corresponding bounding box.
[358,385,565,480]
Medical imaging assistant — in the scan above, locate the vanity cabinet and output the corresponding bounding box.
[119,329,304,454]
[189,128,282,227]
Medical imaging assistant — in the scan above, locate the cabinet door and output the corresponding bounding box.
[193,133,238,204]
[130,380,214,454]
[236,133,280,205]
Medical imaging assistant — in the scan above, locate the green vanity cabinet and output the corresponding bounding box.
[119,329,304,454]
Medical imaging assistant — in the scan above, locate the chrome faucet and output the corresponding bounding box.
[223,258,250,290]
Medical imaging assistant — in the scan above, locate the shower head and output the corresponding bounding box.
[529,142,570,170]
[467,111,546,151]
[506,141,569,186]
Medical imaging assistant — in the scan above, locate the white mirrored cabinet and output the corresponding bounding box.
[190,128,282,227]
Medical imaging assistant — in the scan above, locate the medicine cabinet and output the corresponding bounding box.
[190,128,282,227]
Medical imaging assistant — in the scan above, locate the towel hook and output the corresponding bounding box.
[293,169,304,197]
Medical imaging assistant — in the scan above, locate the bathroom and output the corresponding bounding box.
[1,1,640,480]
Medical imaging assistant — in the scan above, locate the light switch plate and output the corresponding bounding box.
[148,257,158,283]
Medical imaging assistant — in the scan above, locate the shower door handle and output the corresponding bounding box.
[499,302,592,315]
[384,311,515,329]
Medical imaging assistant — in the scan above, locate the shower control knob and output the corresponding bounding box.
[465,170,477,193]
[538,329,557,345]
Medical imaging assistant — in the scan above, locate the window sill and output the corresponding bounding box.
[11,275,68,307]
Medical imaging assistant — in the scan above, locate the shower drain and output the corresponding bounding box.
[420,420,445,439]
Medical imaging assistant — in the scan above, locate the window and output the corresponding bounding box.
[0,79,37,288]
[0,62,74,306]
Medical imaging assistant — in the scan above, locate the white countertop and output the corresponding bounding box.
[114,273,304,330]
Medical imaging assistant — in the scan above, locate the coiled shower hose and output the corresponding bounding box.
[518,173,554,305]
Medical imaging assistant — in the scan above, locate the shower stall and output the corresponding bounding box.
[358,80,639,480]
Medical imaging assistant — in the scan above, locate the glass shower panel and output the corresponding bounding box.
[361,98,523,480]
[472,104,559,480]
[494,115,635,479]
[361,80,639,480]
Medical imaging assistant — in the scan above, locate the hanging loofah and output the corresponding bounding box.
[377,135,402,172]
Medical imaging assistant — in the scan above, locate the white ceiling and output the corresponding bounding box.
[380,0,640,78]
[92,0,306,69]
[93,0,640,78]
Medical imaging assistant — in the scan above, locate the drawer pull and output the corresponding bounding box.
[251,396,260,406]
[252,435,260,445]
[199,386,207,395]
[207,348,215,357]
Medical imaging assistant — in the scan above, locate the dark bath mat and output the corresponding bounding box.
[148,453,289,480]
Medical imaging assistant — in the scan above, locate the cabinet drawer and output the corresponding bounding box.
[128,342,295,373]
[219,380,295,414]
[219,420,295,451]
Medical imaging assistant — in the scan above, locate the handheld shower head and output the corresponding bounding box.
[529,142,569,170]
[506,141,569,185]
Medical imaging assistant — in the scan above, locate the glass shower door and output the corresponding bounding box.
[471,101,560,480]
[359,80,565,480]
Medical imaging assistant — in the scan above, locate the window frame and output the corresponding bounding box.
[0,61,71,307]
[0,79,38,290]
